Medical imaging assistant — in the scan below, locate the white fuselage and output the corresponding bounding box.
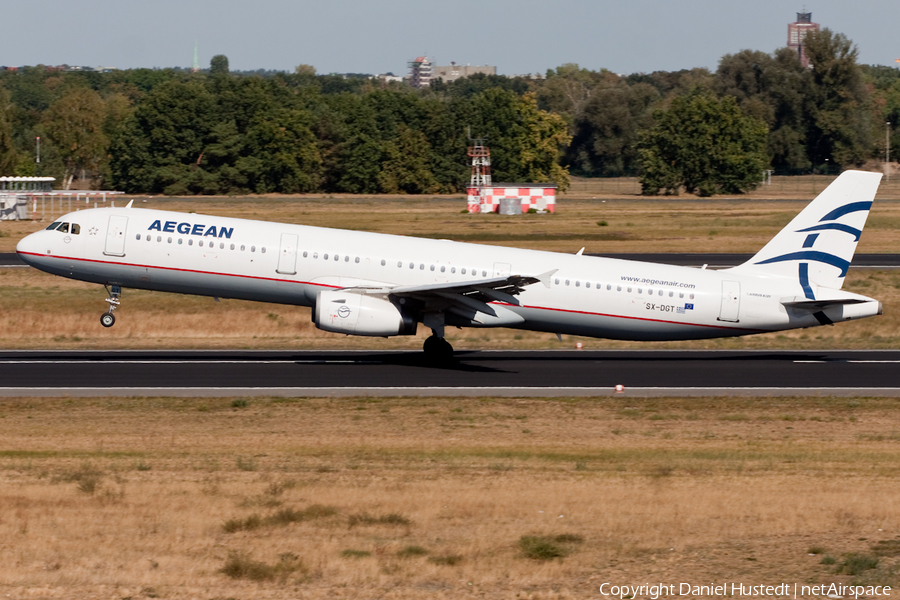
[16,206,879,341]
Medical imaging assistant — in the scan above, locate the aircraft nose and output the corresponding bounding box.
[16,231,43,265]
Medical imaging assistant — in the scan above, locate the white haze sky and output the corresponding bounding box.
[2,0,897,76]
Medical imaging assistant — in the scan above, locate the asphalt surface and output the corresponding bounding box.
[4,253,900,268]
[1,350,898,397]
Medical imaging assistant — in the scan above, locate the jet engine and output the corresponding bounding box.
[314,290,417,336]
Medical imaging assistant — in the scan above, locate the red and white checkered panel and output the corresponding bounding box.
[467,187,556,213]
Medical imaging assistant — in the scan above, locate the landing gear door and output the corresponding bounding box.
[276,233,299,275]
[104,215,128,257]
[718,280,741,322]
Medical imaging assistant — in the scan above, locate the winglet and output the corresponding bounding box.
[536,269,558,288]
[125,199,134,208]
[576,247,585,256]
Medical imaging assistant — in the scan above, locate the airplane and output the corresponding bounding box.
[16,170,883,359]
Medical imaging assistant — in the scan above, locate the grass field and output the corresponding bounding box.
[1,395,899,599]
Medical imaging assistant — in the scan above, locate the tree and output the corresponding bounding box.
[109,80,216,193]
[0,85,17,175]
[42,88,108,188]
[467,89,571,189]
[803,29,871,167]
[377,125,439,194]
[638,92,768,196]
[210,55,230,75]
[716,48,812,170]
[566,82,660,176]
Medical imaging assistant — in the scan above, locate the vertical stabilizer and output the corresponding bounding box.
[730,170,881,292]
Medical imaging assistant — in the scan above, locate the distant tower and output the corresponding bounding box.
[788,12,819,67]
[408,56,432,88]
[468,135,491,188]
[191,41,200,73]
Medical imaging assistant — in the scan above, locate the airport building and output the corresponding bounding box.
[432,62,496,83]
[788,12,819,67]
[407,56,433,88]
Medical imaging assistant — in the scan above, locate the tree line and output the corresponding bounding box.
[1,29,898,196]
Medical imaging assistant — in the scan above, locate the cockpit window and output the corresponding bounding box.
[58,223,69,233]
[71,224,80,235]
[45,222,62,231]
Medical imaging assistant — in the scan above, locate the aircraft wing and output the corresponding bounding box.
[340,270,556,318]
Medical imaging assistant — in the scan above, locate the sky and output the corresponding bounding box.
[2,0,897,76]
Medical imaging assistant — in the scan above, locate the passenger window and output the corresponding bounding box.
[355,257,360,263]
[689,293,694,300]
[659,290,664,296]
[220,242,224,249]
[324,253,328,260]
[555,278,560,285]
[45,222,61,231]
[482,270,487,277]
[607,284,612,291]
[188,239,193,246]
[302,251,307,257]
[575,281,580,287]
[430,265,435,271]
[617,286,622,292]
[178,239,183,245]
[135,234,141,240]
[420,264,425,270]
[397,261,402,267]
[334,254,338,261]
[261,247,266,254]
[440,266,445,272]
[72,224,81,235]
[168,237,173,243]
[648,288,652,295]
[669,291,673,297]
[409,262,414,269]
[637,288,642,294]
[627,287,632,293]
[312,252,317,258]
[199,240,203,247]
[462,268,467,275]
[344,255,349,262]
[586,282,590,288]
[381,259,386,266]
[679,292,684,298]
[251,246,256,253]
[565,280,570,286]
[451,267,456,273]
[241,245,246,251]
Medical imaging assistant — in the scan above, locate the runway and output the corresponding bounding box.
[4,253,900,268]
[1,349,899,397]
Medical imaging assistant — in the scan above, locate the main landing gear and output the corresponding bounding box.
[100,285,122,328]
[423,323,453,361]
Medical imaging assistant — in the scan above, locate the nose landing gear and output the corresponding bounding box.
[101,285,121,328]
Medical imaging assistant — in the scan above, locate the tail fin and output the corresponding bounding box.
[731,170,882,293]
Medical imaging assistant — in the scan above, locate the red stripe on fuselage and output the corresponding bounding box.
[18,251,762,332]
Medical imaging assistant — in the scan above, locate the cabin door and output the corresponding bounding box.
[104,215,128,257]
[718,281,741,322]
[276,233,299,275]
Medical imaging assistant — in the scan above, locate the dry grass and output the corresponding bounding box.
[1,266,899,350]
[0,395,899,598]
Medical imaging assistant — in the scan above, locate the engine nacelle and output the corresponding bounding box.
[314,290,416,337]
